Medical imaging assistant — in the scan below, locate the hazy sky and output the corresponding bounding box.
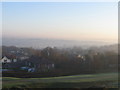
[2,2,118,42]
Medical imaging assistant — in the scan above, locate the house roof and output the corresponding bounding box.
[1,56,11,61]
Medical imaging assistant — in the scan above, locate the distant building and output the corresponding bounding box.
[77,54,85,61]
[10,51,15,53]
[1,56,11,63]
[1,56,18,64]
[12,59,17,62]
[20,56,29,60]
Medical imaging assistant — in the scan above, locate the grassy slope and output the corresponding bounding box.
[2,72,118,88]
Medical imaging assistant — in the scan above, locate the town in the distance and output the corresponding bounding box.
[0,44,118,78]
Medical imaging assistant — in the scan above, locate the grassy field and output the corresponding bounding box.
[2,72,118,89]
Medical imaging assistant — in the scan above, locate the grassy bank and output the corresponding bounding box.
[2,72,118,89]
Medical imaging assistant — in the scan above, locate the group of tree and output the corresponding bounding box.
[2,44,118,77]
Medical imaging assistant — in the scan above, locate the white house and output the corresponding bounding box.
[1,56,11,63]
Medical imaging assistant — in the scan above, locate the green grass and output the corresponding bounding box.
[2,72,119,88]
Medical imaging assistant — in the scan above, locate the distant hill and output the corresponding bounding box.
[2,38,117,49]
[88,44,118,54]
